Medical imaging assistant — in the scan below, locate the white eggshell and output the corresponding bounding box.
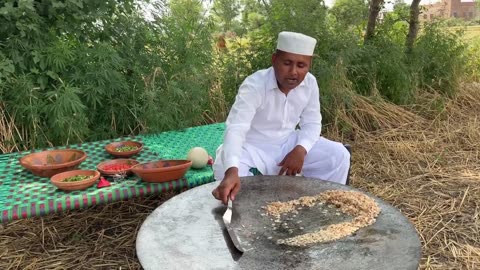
[187,147,209,169]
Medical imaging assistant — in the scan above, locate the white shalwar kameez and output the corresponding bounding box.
[213,67,350,184]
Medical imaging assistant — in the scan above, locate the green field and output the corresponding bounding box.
[448,25,480,41]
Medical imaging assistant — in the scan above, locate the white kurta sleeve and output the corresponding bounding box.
[297,77,321,152]
[221,81,262,172]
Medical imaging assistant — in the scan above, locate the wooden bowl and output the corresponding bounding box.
[19,149,87,178]
[105,141,143,158]
[50,170,100,191]
[131,160,192,183]
[96,159,139,176]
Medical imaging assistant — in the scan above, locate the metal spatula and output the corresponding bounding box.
[223,198,245,253]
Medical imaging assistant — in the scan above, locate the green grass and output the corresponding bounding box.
[448,25,480,41]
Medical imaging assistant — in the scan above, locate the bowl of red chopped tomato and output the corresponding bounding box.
[96,159,140,176]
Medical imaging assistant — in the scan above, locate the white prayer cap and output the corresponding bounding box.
[276,31,317,56]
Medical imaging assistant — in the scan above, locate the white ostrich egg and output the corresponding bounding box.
[187,147,209,169]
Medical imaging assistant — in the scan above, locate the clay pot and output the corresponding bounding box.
[19,149,87,178]
[131,160,192,183]
[50,170,100,191]
[105,141,143,158]
[96,159,139,176]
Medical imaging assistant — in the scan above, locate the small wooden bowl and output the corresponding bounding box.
[50,170,100,191]
[131,160,192,183]
[19,149,87,178]
[105,141,143,158]
[96,159,139,176]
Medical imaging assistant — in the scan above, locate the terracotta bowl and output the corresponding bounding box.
[19,149,88,178]
[131,160,192,183]
[96,159,140,176]
[50,170,100,191]
[105,141,143,158]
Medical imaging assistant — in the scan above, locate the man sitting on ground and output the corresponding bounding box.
[212,31,351,205]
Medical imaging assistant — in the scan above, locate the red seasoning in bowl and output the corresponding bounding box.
[102,163,133,171]
[96,159,139,176]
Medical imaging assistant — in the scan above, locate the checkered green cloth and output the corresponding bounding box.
[0,123,225,223]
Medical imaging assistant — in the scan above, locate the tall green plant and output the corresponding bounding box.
[0,0,170,148]
[142,0,215,131]
[413,22,466,96]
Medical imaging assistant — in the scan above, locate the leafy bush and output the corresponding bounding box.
[212,36,255,107]
[1,0,148,147]
[413,22,467,96]
[141,0,215,131]
[0,0,215,150]
[464,37,480,81]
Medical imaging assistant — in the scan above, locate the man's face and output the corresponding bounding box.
[272,50,312,92]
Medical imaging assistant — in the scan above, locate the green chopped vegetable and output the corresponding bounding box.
[115,145,138,152]
[62,175,90,182]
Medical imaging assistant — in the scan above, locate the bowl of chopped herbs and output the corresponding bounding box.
[104,141,143,158]
[50,170,100,191]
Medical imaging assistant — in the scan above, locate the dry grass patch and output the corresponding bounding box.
[346,82,480,270]
[0,192,178,270]
[0,83,479,269]
[0,104,21,154]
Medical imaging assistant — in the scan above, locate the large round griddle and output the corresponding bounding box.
[136,176,421,270]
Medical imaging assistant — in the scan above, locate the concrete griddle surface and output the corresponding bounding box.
[136,176,421,270]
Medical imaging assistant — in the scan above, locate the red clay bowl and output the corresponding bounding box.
[96,159,140,176]
[131,160,192,183]
[105,141,143,158]
[50,170,100,191]
[19,149,87,178]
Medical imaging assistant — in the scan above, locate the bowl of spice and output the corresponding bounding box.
[104,141,143,158]
[50,170,100,191]
[96,159,139,176]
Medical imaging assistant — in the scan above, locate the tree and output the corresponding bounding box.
[262,0,328,38]
[377,0,410,45]
[212,0,241,32]
[364,0,384,43]
[405,0,422,53]
[240,0,265,32]
[330,0,369,28]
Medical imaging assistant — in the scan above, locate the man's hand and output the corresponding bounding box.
[278,145,307,176]
[212,167,241,205]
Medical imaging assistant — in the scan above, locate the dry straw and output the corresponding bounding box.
[1,83,479,269]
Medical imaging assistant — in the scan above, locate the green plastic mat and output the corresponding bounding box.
[0,123,225,223]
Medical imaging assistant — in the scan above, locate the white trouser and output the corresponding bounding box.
[213,133,351,185]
